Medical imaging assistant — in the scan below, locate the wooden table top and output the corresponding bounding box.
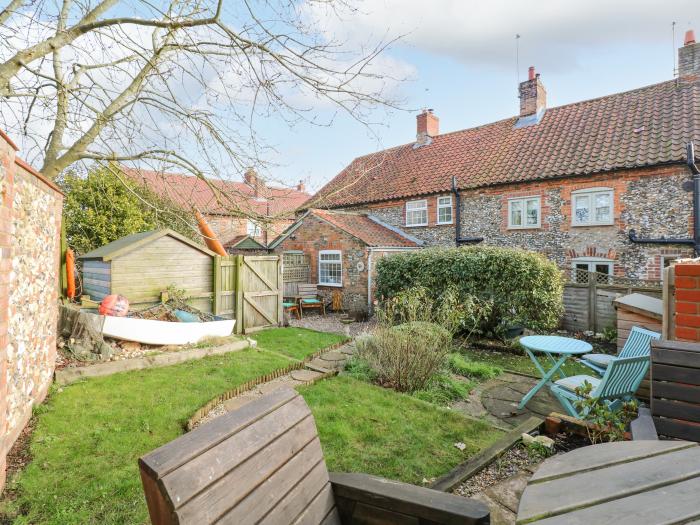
[516,440,700,524]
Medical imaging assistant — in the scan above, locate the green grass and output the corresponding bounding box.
[250,327,348,360]
[1,328,342,525]
[448,352,502,380]
[460,346,591,377]
[298,375,503,484]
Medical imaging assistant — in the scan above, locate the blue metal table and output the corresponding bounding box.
[518,335,592,409]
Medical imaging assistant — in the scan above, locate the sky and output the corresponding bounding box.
[259,0,699,193]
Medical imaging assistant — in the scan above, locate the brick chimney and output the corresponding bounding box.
[244,168,264,198]
[416,109,439,146]
[296,180,306,193]
[679,29,700,78]
[519,66,546,117]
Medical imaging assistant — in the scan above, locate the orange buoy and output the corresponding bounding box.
[66,248,76,299]
[99,294,129,317]
[195,209,227,256]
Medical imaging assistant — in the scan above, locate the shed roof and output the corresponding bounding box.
[79,229,215,261]
[224,234,266,249]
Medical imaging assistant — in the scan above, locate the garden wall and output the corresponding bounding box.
[0,130,63,492]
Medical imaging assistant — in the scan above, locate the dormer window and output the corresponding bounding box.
[572,188,613,226]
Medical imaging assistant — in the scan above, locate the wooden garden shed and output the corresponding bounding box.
[79,229,215,312]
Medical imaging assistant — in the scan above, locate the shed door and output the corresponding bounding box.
[239,256,282,333]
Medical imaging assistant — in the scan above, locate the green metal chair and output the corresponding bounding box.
[580,326,660,375]
[550,355,650,418]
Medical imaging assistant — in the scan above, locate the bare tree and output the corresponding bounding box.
[0,0,404,227]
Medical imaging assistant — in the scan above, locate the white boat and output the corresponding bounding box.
[84,312,235,345]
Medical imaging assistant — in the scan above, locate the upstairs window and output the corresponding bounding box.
[406,199,428,227]
[437,196,453,224]
[319,250,342,286]
[508,197,541,229]
[572,188,613,226]
[247,219,262,237]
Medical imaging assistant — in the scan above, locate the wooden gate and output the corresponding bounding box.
[213,255,282,334]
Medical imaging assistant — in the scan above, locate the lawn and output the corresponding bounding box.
[298,375,503,484]
[0,328,342,525]
[250,327,347,360]
[462,346,591,377]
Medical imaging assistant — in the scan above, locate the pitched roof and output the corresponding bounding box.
[270,209,420,249]
[224,234,266,249]
[310,77,700,208]
[79,229,215,261]
[122,167,311,218]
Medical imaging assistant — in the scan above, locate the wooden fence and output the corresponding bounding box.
[213,255,282,334]
[562,270,662,333]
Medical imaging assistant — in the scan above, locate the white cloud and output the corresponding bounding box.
[305,0,699,72]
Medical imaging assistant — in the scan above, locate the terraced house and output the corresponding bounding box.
[307,31,700,283]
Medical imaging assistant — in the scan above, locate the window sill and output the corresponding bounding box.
[571,222,614,228]
[436,221,454,226]
[405,224,428,228]
[507,226,541,230]
[318,282,343,288]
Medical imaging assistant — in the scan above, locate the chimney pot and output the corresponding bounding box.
[685,29,696,46]
[416,109,439,145]
[244,168,264,197]
[296,180,306,193]
[528,66,535,80]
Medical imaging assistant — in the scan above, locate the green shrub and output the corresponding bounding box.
[356,321,451,392]
[413,372,472,406]
[448,353,502,380]
[343,356,377,383]
[375,246,564,337]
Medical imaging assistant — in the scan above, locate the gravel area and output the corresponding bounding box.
[453,445,539,497]
[289,312,375,338]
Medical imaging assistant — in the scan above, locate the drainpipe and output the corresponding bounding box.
[451,176,484,246]
[628,142,700,256]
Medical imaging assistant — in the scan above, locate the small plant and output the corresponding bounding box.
[343,356,378,383]
[524,441,554,461]
[601,326,617,344]
[574,382,638,443]
[448,353,502,380]
[413,372,471,406]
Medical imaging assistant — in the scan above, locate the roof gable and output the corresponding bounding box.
[310,78,700,208]
[79,229,215,261]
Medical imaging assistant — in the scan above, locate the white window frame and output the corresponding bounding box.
[246,219,261,237]
[572,257,614,283]
[571,187,614,226]
[405,199,428,227]
[507,196,541,229]
[436,196,453,225]
[318,250,342,287]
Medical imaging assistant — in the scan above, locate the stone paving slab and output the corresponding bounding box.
[319,351,346,362]
[290,369,324,382]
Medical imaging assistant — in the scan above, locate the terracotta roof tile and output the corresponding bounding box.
[311,209,418,247]
[311,78,700,208]
[122,168,311,217]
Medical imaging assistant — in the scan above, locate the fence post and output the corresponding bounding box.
[235,255,244,334]
[588,272,597,332]
[277,256,283,326]
[213,255,221,315]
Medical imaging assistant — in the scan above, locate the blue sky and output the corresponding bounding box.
[258,1,699,193]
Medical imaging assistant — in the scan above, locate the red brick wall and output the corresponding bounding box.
[272,214,369,313]
[674,261,700,341]
[206,213,293,246]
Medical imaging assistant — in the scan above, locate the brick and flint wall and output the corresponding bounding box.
[272,214,369,313]
[0,132,62,493]
[347,164,694,280]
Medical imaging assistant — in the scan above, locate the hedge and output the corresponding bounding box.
[375,246,564,336]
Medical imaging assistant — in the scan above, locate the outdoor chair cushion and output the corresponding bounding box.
[283,302,297,308]
[302,298,321,304]
[581,354,615,368]
[554,375,601,394]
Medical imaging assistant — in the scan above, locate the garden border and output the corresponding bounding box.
[185,338,350,430]
[54,338,258,385]
[430,415,543,492]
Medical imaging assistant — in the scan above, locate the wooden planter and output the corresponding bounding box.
[651,339,700,441]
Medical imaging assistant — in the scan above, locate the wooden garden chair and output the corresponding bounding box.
[550,355,650,418]
[138,388,489,525]
[579,326,660,375]
[283,300,301,319]
[298,283,326,315]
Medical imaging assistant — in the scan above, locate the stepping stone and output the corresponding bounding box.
[482,472,531,513]
[290,369,323,382]
[320,351,346,362]
[258,379,304,394]
[339,345,355,356]
[306,359,332,373]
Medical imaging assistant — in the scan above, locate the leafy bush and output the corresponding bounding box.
[413,372,471,406]
[356,321,451,393]
[575,382,638,443]
[343,355,377,383]
[375,246,564,337]
[448,353,502,380]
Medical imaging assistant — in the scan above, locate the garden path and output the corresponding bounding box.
[452,372,560,428]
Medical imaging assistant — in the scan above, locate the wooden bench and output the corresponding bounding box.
[139,388,489,524]
[298,283,326,315]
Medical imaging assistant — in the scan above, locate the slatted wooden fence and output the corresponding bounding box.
[650,339,700,441]
[562,271,662,333]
